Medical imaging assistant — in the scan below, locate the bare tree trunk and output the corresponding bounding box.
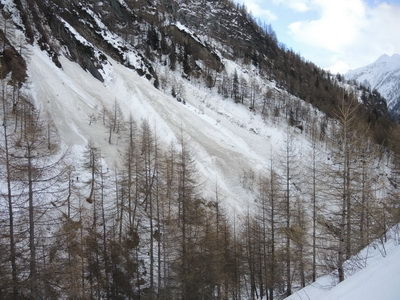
[284,137,292,296]
[311,138,317,282]
[26,144,38,299]
[333,96,365,282]
[100,164,110,298]
[2,81,18,299]
[269,161,277,300]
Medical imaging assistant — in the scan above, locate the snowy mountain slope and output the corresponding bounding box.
[27,40,400,300]
[346,54,400,119]
[2,0,400,298]
[2,0,390,125]
[28,45,293,214]
[285,227,400,300]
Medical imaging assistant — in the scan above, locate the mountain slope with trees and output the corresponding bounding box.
[2,0,394,143]
[1,0,400,299]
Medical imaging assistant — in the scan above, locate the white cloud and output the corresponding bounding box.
[241,1,277,21]
[286,0,400,70]
[364,3,400,56]
[290,2,310,12]
[235,0,400,71]
[273,0,312,12]
[326,60,352,74]
[288,0,366,52]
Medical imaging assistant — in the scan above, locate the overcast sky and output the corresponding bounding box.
[233,0,400,73]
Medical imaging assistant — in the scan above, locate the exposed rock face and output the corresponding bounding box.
[4,0,159,84]
[2,0,392,134]
[0,38,27,84]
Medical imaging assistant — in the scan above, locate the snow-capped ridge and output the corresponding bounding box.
[375,53,400,66]
[345,53,400,119]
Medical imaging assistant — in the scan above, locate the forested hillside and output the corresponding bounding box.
[1,0,400,299]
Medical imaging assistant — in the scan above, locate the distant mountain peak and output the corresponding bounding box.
[374,53,400,68]
[376,53,390,62]
[345,53,400,120]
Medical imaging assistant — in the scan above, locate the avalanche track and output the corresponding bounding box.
[27,46,293,215]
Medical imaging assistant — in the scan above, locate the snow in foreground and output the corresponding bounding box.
[285,227,400,300]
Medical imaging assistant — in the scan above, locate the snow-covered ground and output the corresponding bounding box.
[3,0,399,296]
[285,227,400,300]
[27,45,293,215]
[26,44,400,300]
